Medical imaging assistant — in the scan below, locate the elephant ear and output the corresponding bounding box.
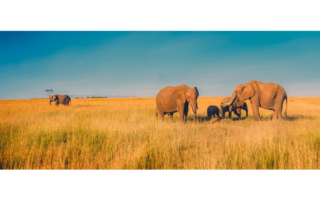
[53,95,58,101]
[194,87,199,97]
[239,84,255,101]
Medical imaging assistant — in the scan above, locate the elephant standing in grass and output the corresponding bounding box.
[49,94,71,106]
[207,105,220,120]
[220,97,248,118]
[221,80,287,121]
[156,84,199,123]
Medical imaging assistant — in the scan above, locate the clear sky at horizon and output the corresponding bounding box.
[1,31,320,99]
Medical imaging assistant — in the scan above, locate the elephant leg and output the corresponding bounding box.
[221,106,226,118]
[184,103,189,122]
[217,112,221,119]
[157,108,164,121]
[251,103,260,121]
[178,104,185,123]
[274,105,283,120]
[193,113,196,123]
[280,100,285,119]
[229,106,233,118]
[236,112,240,118]
[277,108,283,120]
[160,112,164,121]
[278,103,284,120]
[246,109,248,117]
[272,111,278,120]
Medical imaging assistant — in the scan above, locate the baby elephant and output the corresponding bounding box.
[221,97,248,118]
[207,105,220,120]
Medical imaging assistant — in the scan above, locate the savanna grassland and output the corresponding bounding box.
[0,97,320,169]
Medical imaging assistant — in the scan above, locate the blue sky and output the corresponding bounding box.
[1,31,320,99]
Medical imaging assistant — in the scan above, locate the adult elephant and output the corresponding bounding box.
[49,94,71,106]
[156,84,199,123]
[221,80,287,121]
[220,97,248,118]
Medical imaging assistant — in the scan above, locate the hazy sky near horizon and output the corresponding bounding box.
[1,31,320,99]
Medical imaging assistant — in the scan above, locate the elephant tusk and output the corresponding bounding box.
[221,100,233,106]
[191,107,196,115]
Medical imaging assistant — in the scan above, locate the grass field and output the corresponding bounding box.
[0,97,320,169]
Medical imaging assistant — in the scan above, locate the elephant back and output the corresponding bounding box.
[58,95,70,105]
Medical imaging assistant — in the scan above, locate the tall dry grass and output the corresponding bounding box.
[0,97,319,169]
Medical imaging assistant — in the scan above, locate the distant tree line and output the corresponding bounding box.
[75,96,107,99]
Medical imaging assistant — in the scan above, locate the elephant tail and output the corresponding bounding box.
[70,99,71,106]
[285,97,287,118]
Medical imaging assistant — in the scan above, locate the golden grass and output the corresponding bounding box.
[0,97,320,169]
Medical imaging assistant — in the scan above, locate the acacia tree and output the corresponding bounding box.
[45,89,53,98]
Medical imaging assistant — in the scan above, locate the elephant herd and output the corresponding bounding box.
[49,80,288,123]
[155,80,288,123]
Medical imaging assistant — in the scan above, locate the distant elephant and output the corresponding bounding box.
[220,97,248,118]
[156,84,199,123]
[207,105,220,120]
[221,80,287,121]
[49,94,71,106]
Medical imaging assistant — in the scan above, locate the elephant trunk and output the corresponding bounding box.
[191,106,196,115]
[190,101,197,115]
[196,103,200,113]
[49,101,51,106]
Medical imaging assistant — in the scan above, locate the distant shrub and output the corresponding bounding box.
[84,96,107,98]
[90,96,107,98]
